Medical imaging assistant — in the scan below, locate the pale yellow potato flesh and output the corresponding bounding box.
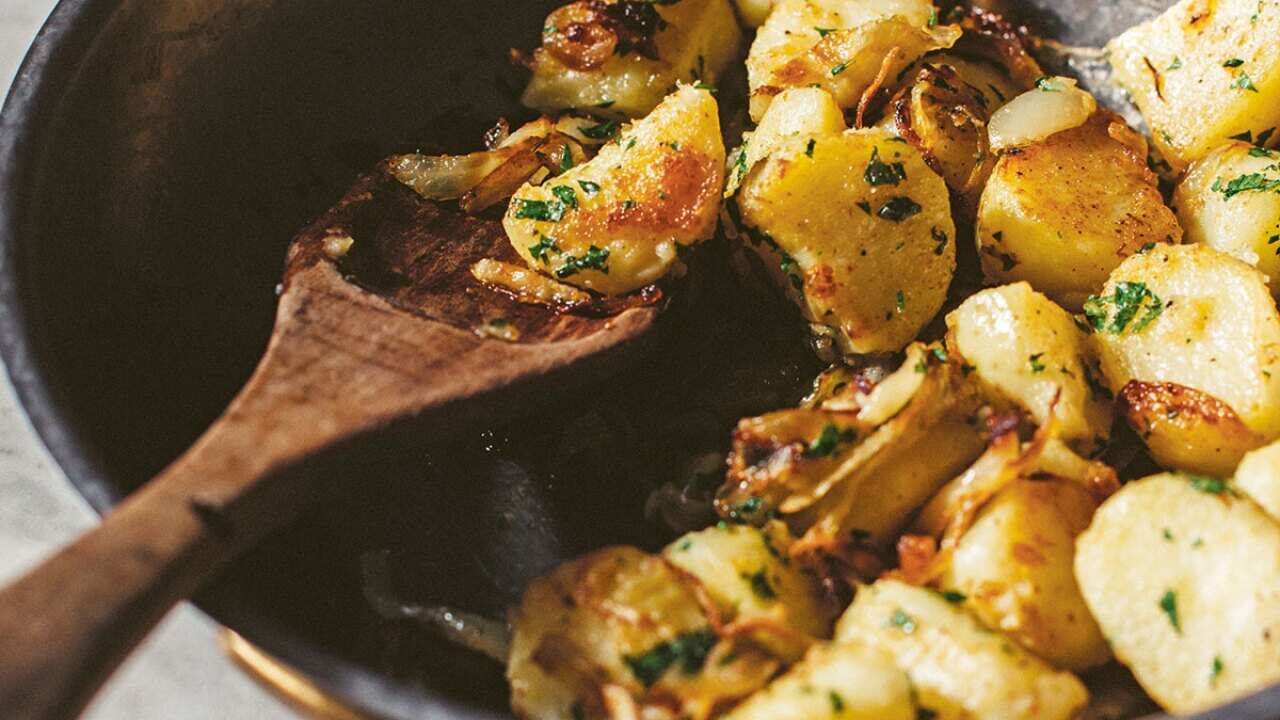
[836,579,1089,720]
[522,0,743,118]
[746,0,957,121]
[1090,245,1280,469]
[940,479,1109,671]
[1075,473,1280,715]
[1236,439,1280,522]
[662,522,835,660]
[1107,0,1280,171]
[946,282,1113,452]
[505,86,725,295]
[1174,142,1280,298]
[720,642,916,720]
[738,128,957,354]
[976,112,1183,310]
[725,86,847,197]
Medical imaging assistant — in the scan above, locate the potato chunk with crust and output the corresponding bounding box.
[721,642,916,720]
[522,0,743,119]
[975,111,1183,310]
[1075,472,1280,715]
[1107,0,1280,171]
[940,479,1109,671]
[738,127,956,354]
[1090,244,1280,473]
[946,282,1113,452]
[505,86,725,295]
[1174,142,1280,298]
[836,579,1089,720]
[746,0,959,121]
[1235,439,1280,522]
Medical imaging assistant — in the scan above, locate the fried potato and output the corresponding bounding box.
[746,0,959,121]
[975,111,1183,310]
[522,0,743,118]
[940,479,1109,671]
[1236,439,1280,522]
[1173,142,1280,298]
[725,87,847,197]
[720,641,916,720]
[508,547,775,720]
[1089,244,1280,472]
[662,522,836,660]
[737,128,956,354]
[505,85,725,295]
[1107,0,1280,171]
[835,579,1090,720]
[946,283,1113,452]
[1075,472,1280,714]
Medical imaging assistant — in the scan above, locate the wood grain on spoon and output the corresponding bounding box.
[0,163,664,720]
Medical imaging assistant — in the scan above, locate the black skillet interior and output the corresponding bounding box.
[1,0,1276,718]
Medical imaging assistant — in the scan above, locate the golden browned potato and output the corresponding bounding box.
[746,0,959,121]
[836,579,1090,719]
[1174,142,1280,298]
[719,344,985,555]
[1108,0,1280,171]
[662,522,836,660]
[940,479,1109,671]
[737,128,957,354]
[975,111,1183,309]
[522,0,743,118]
[724,86,847,198]
[508,547,776,720]
[946,283,1113,452]
[505,85,725,295]
[1089,244,1280,474]
[720,641,916,720]
[1235,439,1280,521]
[1075,472,1280,715]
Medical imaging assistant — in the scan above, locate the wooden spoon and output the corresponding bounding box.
[0,163,665,720]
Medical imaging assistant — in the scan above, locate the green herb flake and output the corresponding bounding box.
[864,147,907,186]
[831,61,849,76]
[1083,282,1163,334]
[595,99,616,108]
[744,569,778,601]
[1167,56,1183,71]
[512,198,567,222]
[528,236,560,264]
[806,139,817,158]
[814,26,836,37]
[555,245,610,279]
[1028,353,1046,373]
[890,609,917,634]
[829,690,846,713]
[927,7,939,26]
[551,185,578,210]
[931,346,949,363]
[1223,58,1245,68]
[804,423,856,459]
[694,81,717,94]
[896,290,906,313]
[578,180,601,196]
[1188,474,1230,495]
[941,590,966,604]
[581,120,620,140]
[1163,527,1174,541]
[1159,589,1181,633]
[1211,656,1225,686]
[878,196,922,222]
[623,629,718,687]
[1213,171,1280,199]
[1249,147,1277,158]
[856,200,872,215]
[1034,76,1062,92]
[1232,72,1259,92]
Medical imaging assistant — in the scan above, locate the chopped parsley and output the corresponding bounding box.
[831,61,849,76]
[512,198,567,222]
[578,180,601,196]
[1159,589,1181,633]
[555,246,610,278]
[896,290,906,313]
[744,569,778,601]
[1167,56,1183,71]
[1232,72,1259,92]
[1034,76,1062,92]
[927,7,939,26]
[931,346,949,363]
[864,147,907,186]
[829,690,846,713]
[551,185,578,210]
[1083,282,1163,334]
[1212,171,1280,199]
[804,423,856,458]
[1211,656,1224,686]
[1029,353,1046,373]
[855,200,872,215]
[814,26,836,37]
[1188,474,1231,495]
[732,143,750,187]
[890,609,917,634]
[941,590,967,604]
[728,496,763,522]
[806,139,817,158]
[1249,147,1277,158]
[878,196,922,222]
[1223,58,1245,68]
[694,81,717,94]
[595,99,616,108]
[623,629,718,687]
[559,146,574,173]
[528,236,560,264]
[581,120,620,140]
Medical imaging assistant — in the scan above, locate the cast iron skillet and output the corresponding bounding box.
[0,1,1277,718]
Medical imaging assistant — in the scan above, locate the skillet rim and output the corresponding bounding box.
[0,2,1275,719]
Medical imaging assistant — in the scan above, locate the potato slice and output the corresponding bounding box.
[508,547,775,720]
[738,128,956,354]
[1075,472,1280,714]
[1089,244,1280,471]
[746,0,958,121]
[721,641,916,720]
[725,87,847,197]
[662,522,836,660]
[1107,0,1280,171]
[940,479,1109,671]
[835,579,1089,720]
[976,111,1183,310]
[505,86,725,295]
[946,282,1113,452]
[1236,439,1280,521]
[522,0,743,118]
[1174,142,1280,298]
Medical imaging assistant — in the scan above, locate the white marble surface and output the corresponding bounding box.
[0,4,297,719]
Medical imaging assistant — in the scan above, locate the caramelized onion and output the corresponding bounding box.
[987,76,1097,152]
